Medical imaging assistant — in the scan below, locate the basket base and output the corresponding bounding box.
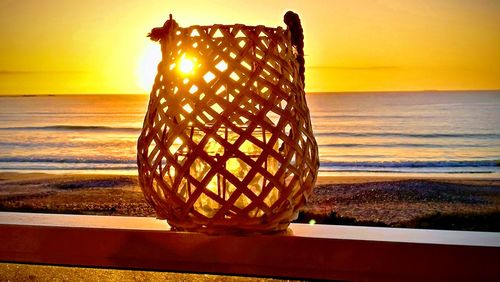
[168,222,293,236]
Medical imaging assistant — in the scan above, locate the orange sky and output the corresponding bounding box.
[0,0,499,94]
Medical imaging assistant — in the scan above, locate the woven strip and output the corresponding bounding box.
[137,19,319,234]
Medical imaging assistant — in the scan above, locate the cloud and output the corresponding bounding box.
[0,70,37,75]
[0,70,87,75]
[307,66,399,71]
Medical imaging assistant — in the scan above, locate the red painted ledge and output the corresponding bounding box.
[0,212,499,281]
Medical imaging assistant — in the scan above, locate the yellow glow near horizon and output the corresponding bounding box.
[0,1,499,94]
[137,44,162,92]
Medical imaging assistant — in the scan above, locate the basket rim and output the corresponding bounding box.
[176,23,286,33]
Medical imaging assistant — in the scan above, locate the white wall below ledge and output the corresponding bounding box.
[1,212,499,281]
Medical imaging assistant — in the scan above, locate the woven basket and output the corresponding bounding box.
[137,13,319,234]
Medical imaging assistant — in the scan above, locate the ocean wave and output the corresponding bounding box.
[318,143,492,148]
[0,157,497,168]
[314,132,500,139]
[0,166,136,171]
[320,160,499,168]
[0,125,141,132]
[1,127,498,139]
[0,157,136,164]
[312,114,412,119]
[318,168,494,174]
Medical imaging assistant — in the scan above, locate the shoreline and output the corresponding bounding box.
[2,170,499,181]
[1,172,499,231]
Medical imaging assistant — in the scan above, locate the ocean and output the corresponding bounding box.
[0,91,499,177]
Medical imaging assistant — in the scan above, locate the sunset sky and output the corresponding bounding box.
[0,0,499,94]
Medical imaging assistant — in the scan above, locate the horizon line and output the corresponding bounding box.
[0,89,499,97]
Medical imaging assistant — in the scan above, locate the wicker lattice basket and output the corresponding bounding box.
[137,12,319,234]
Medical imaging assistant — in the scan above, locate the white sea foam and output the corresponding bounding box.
[0,92,499,176]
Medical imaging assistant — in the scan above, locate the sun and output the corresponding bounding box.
[137,45,199,92]
[178,54,196,75]
[136,43,162,92]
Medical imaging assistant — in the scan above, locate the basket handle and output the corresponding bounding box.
[284,11,305,89]
[148,14,178,42]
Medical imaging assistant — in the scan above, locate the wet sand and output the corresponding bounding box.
[0,172,498,231]
[302,177,499,230]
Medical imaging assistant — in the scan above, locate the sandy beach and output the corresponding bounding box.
[1,172,498,231]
